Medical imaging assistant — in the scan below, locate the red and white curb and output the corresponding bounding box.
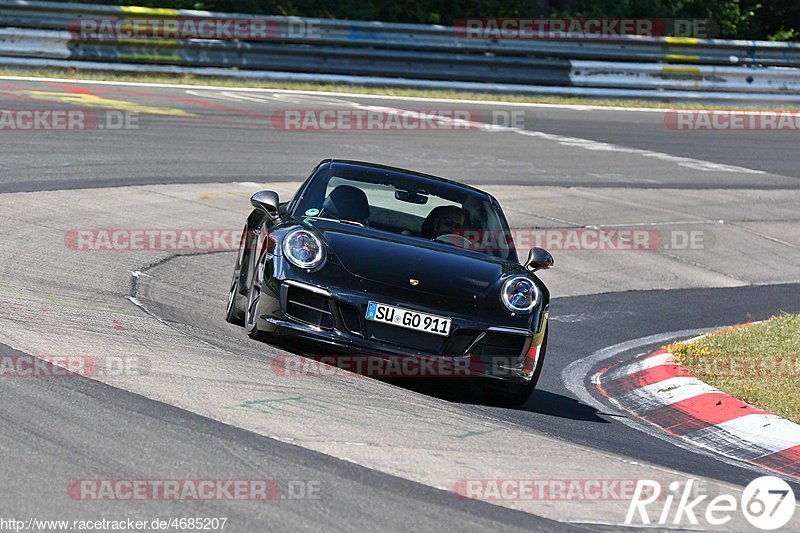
[593,335,800,480]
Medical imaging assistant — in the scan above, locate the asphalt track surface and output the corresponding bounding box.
[142,255,800,491]
[0,342,568,532]
[1,77,799,530]
[0,78,798,193]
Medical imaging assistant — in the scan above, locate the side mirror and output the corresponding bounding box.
[525,247,554,272]
[250,190,280,217]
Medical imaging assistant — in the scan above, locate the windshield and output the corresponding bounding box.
[292,162,517,261]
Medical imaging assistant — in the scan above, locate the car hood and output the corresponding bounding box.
[320,227,507,301]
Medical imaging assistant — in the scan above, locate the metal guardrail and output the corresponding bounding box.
[1,0,799,103]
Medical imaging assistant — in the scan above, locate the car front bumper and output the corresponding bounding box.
[256,279,546,383]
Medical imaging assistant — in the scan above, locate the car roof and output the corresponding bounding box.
[321,159,497,203]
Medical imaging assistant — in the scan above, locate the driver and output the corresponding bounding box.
[420,205,465,239]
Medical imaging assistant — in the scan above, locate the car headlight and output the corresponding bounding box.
[500,276,538,313]
[283,229,325,270]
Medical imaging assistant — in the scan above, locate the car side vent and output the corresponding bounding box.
[444,330,480,355]
[286,285,334,329]
[470,332,527,365]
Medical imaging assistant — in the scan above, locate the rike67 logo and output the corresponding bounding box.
[627,477,796,530]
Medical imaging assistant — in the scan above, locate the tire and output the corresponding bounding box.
[483,328,548,407]
[225,226,247,326]
[244,251,268,342]
[483,376,536,407]
[225,272,245,326]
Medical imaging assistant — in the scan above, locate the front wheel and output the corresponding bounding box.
[244,254,268,341]
[225,271,244,326]
[225,226,247,326]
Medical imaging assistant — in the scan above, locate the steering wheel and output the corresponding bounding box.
[434,233,473,249]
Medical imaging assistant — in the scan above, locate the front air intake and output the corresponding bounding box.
[470,332,528,365]
[285,285,334,329]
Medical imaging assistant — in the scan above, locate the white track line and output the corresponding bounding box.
[616,376,720,409]
[514,129,764,173]
[0,73,781,114]
[689,414,800,455]
[600,352,675,382]
[645,378,720,405]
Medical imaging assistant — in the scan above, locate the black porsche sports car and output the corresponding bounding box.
[226,160,553,405]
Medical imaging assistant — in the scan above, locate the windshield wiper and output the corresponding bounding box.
[307,216,364,227]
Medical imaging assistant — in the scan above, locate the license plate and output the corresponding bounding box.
[365,301,451,336]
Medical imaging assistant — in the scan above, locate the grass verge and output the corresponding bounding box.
[666,314,800,423]
[1,66,798,112]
